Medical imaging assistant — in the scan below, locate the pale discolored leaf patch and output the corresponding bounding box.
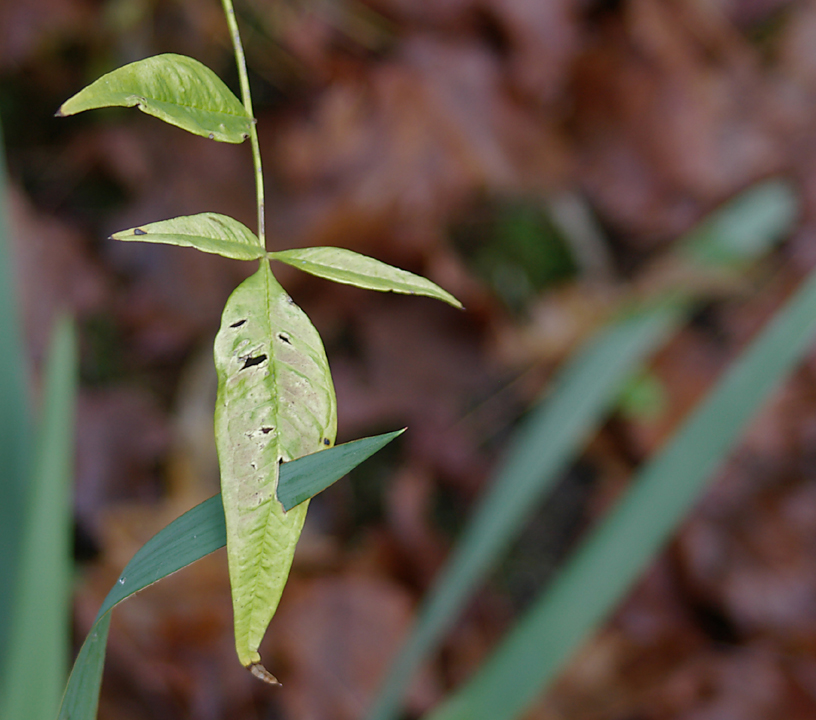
[112,213,264,260]
[213,261,337,674]
[57,54,252,143]
[268,246,463,309]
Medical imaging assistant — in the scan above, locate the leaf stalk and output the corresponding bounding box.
[221,0,266,248]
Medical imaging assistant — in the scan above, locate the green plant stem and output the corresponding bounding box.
[221,0,265,248]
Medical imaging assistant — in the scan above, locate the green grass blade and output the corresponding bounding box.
[1,316,78,720]
[58,433,397,720]
[0,116,33,665]
[57,54,252,143]
[368,179,797,720]
[111,213,265,260]
[278,429,405,511]
[680,179,797,267]
[268,247,463,309]
[366,302,682,720]
[427,265,816,720]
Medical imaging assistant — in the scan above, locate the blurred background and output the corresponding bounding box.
[4,0,816,718]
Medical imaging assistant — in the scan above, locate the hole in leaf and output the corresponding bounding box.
[261,427,274,434]
[230,319,247,328]
[133,228,147,236]
[323,438,330,446]
[278,333,292,345]
[241,354,267,370]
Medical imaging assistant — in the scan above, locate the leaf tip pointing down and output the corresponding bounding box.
[249,662,281,686]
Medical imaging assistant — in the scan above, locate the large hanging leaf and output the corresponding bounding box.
[112,213,264,260]
[57,54,252,143]
[269,247,463,308]
[214,261,337,679]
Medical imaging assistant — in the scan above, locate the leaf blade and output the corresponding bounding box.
[214,262,337,670]
[278,429,405,511]
[0,316,77,720]
[111,213,264,260]
[57,54,252,143]
[269,247,463,308]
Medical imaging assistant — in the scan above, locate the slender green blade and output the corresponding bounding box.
[58,434,398,720]
[368,179,798,720]
[367,303,680,720]
[680,179,797,267]
[57,54,252,143]
[427,265,816,720]
[269,247,463,309]
[111,213,264,260]
[57,613,111,720]
[278,429,405,511]
[214,261,337,674]
[0,116,32,673]
[0,316,77,720]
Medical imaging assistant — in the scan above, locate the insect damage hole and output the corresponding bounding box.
[277,333,292,345]
[241,353,267,370]
[230,319,247,328]
[133,228,147,236]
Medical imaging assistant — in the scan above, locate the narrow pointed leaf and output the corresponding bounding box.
[57,429,401,720]
[278,429,405,511]
[214,262,337,672]
[426,265,816,720]
[0,316,77,720]
[57,54,252,143]
[112,213,264,260]
[269,247,463,308]
[0,116,32,669]
[367,302,681,720]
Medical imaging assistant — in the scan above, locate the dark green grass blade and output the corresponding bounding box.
[0,117,33,667]
[58,431,401,720]
[367,302,682,720]
[427,264,816,720]
[278,429,405,511]
[0,316,78,720]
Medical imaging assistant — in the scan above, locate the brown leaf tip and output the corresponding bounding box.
[249,663,281,686]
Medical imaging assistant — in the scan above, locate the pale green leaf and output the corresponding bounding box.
[112,213,264,260]
[214,261,337,675]
[269,247,463,308]
[57,53,252,143]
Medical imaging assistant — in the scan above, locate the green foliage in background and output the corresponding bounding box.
[0,116,80,720]
[366,181,804,720]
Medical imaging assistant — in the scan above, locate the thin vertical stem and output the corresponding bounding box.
[221,0,266,248]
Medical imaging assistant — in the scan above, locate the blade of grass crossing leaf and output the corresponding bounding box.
[367,302,682,720]
[427,266,816,720]
[278,429,405,510]
[0,316,77,720]
[57,433,399,720]
[0,117,33,668]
